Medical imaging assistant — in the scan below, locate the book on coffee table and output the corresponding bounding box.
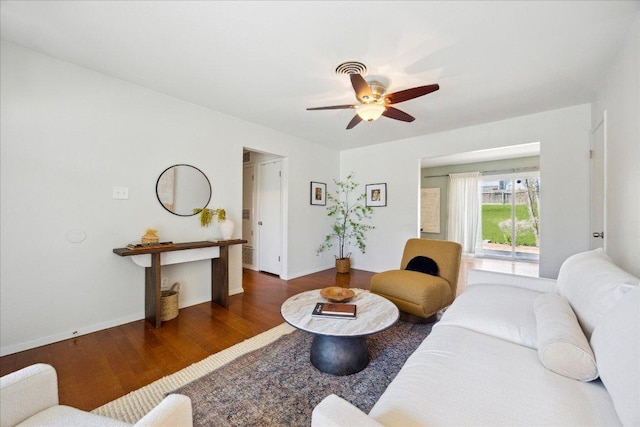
[312,302,357,319]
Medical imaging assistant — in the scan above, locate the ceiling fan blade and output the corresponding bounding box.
[382,106,415,122]
[307,105,356,111]
[350,74,373,102]
[346,115,363,129]
[384,84,440,104]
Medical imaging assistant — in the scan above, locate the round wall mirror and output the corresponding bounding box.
[156,164,211,216]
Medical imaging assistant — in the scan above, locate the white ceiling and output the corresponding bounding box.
[1,1,638,151]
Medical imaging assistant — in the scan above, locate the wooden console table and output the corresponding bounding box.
[113,240,246,328]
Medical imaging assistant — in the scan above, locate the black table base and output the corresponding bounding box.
[310,334,369,376]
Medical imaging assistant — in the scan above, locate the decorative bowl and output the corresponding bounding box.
[320,286,356,302]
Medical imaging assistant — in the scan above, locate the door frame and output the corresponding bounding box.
[590,110,607,250]
[244,151,289,279]
[256,159,282,275]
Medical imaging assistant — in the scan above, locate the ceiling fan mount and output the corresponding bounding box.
[307,71,439,130]
[357,76,389,103]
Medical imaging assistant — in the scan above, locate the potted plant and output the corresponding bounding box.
[193,207,234,240]
[316,173,375,273]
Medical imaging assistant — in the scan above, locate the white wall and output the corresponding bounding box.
[592,15,640,277]
[338,15,640,280]
[341,105,592,279]
[0,42,338,355]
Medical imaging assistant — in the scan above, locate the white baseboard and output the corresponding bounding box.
[229,284,244,295]
[285,264,335,280]
[2,289,246,357]
[0,312,143,357]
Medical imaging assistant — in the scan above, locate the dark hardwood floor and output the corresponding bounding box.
[0,268,374,411]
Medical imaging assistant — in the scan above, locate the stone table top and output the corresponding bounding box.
[281,289,399,337]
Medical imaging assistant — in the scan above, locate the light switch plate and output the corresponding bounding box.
[113,187,129,199]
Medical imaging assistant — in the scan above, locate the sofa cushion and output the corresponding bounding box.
[556,248,639,338]
[533,293,597,381]
[405,256,439,276]
[368,325,620,426]
[436,284,540,348]
[590,287,640,427]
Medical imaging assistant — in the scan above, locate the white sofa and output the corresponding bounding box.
[0,363,192,427]
[312,248,639,426]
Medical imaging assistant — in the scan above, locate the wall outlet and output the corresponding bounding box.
[161,278,169,289]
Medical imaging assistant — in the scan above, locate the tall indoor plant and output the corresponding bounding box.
[316,173,374,273]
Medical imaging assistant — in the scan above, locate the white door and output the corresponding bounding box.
[590,112,606,250]
[257,160,282,275]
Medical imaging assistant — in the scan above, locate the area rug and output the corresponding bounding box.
[92,323,296,423]
[174,320,432,427]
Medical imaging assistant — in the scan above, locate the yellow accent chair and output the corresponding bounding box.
[370,238,462,322]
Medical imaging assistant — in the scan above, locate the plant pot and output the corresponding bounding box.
[335,257,350,273]
[219,219,234,240]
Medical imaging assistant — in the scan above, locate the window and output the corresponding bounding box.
[478,173,540,261]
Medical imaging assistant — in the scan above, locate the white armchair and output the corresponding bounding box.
[0,364,192,427]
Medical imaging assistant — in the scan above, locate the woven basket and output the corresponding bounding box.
[160,282,180,321]
[335,257,351,274]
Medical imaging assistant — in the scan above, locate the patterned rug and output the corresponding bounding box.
[173,321,433,427]
[92,323,296,423]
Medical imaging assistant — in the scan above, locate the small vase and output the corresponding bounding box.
[205,226,218,242]
[219,220,234,240]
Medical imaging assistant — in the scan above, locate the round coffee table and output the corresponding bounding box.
[281,289,399,375]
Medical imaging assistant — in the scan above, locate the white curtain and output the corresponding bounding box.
[447,172,481,255]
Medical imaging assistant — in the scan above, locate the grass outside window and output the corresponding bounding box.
[482,204,537,246]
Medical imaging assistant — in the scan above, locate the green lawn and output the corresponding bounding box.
[482,204,537,246]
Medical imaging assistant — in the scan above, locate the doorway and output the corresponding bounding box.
[242,149,284,276]
[257,159,282,275]
[478,173,540,261]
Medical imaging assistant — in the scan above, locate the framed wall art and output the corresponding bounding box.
[310,181,326,205]
[365,183,387,207]
[420,187,441,233]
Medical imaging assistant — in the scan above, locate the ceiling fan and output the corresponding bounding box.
[307,73,439,129]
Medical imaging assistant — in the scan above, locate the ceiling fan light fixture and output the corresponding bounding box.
[356,103,386,121]
[307,69,438,129]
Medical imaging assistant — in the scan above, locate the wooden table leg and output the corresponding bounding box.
[211,245,229,307]
[145,252,162,328]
